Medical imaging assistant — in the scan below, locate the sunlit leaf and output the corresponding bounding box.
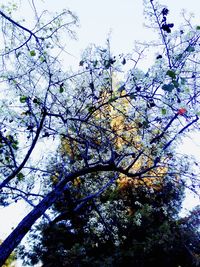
[12,141,18,150]
[40,56,45,62]
[29,50,36,56]
[161,108,167,115]
[20,96,27,103]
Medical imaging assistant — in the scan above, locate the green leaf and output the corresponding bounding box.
[104,60,111,69]
[88,106,95,113]
[184,87,190,93]
[162,84,175,92]
[108,98,116,104]
[129,93,136,99]
[186,45,195,52]
[79,60,84,66]
[172,80,179,88]
[29,50,36,56]
[12,141,18,150]
[16,52,21,58]
[33,98,39,104]
[161,108,167,115]
[17,172,25,181]
[166,70,176,79]
[196,26,200,30]
[70,126,76,133]
[5,156,10,162]
[59,86,64,93]
[175,53,183,61]
[40,56,45,62]
[93,60,98,67]
[142,120,150,128]
[180,77,186,85]
[122,58,126,65]
[20,96,27,103]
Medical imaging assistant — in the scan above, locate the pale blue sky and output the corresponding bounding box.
[0,0,200,240]
[16,0,200,64]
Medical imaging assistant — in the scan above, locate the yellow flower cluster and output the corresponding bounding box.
[117,164,168,191]
[73,177,81,187]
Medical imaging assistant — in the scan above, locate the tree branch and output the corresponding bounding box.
[0,109,47,190]
[0,10,39,42]
[0,163,115,265]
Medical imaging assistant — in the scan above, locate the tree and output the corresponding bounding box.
[0,240,16,267]
[20,49,200,266]
[23,179,200,266]
[0,0,200,265]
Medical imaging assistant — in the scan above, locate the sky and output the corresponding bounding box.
[13,0,200,67]
[38,0,200,53]
[0,0,200,250]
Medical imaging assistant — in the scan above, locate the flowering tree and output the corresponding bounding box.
[0,0,200,265]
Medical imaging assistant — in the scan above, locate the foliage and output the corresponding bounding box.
[23,176,200,266]
[0,0,199,266]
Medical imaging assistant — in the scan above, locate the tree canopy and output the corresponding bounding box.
[0,0,199,266]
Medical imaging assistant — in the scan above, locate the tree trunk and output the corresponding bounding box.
[0,178,65,265]
[0,164,113,265]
